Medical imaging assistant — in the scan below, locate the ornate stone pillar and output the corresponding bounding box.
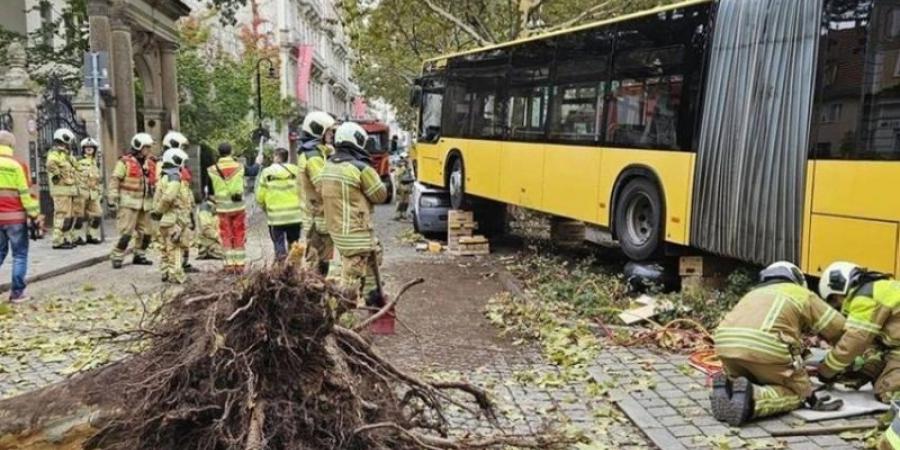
[159,41,180,131]
[87,0,117,181]
[110,6,137,156]
[0,41,37,163]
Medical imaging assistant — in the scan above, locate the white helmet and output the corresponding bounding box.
[302,111,336,138]
[131,132,154,152]
[819,261,863,300]
[334,122,368,151]
[54,128,76,145]
[760,261,806,287]
[162,147,189,167]
[162,131,188,150]
[80,137,99,151]
[400,151,409,159]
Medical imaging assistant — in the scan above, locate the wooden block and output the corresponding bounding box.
[427,241,443,253]
[448,210,474,222]
[681,275,726,293]
[458,235,488,244]
[679,256,707,276]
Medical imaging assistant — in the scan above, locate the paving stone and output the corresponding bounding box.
[737,426,769,438]
[811,435,849,446]
[637,397,669,408]
[668,397,697,408]
[699,424,732,437]
[656,389,685,398]
[660,415,688,427]
[677,406,707,417]
[647,406,679,417]
[642,427,688,449]
[785,442,826,450]
[670,425,702,438]
[691,416,724,426]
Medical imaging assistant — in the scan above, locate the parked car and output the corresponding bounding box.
[412,182,450,236]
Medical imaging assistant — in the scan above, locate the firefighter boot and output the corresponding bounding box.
[711,374,754,426]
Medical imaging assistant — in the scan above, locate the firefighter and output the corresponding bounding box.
[392,152,413,220]
[879,404,900,449]
[318,122,388,304]
[161,131,198,273]
[196,199,223,260]
[46,128,80,249]
[711,262,845,426]
[206,142,245,272]
[152,147,193,283]
[76,137,103,244]
[256,147,302,260]
[816,262,900,401]
[108,133,155,268]
[297,110,336,275]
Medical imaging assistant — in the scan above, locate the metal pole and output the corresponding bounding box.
[91,52,107,242]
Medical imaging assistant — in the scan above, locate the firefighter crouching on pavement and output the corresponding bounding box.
[257,147,302,260]
[152,147,193,284]
[298,110,337,275]
[47,128,80,249]
[108,133,155,269]
[393,153,413,220]
[196,199,223,260]
[160,131,198,274]
[711,262,846,426]
[879,402,900,449]
[207,142,245,272]
[318,122,388,304]
[815,262,900,401]
[76,137,103,244]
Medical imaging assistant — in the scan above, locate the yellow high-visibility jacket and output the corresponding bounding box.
[46,146,79,197]
[256,163,302,226]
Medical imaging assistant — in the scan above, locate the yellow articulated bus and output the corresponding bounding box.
[410,0,900,277]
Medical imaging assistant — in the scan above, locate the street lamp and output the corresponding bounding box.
[253,57,277,165]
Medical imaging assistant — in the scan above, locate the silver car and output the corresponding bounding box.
[412,182,450,236]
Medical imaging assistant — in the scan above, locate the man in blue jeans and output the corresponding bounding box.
[0,131,42,303]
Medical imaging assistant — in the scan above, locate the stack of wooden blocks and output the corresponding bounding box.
[447,210,490,256]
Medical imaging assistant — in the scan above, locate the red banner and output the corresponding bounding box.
[295,44,314,103]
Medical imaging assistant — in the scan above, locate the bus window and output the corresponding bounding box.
[441,50,509,140]
[859,2,900,160]
[506,40,553,140]
[419,77,444,143]
[548,30,612,143]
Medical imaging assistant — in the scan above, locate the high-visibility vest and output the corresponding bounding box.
[206,157,245,213]
[256,163,302,226]
[46,147,79,196]
[109,154,152,210]
[318,150,388,256]
[153,168,193,228]
[0,145,38,224]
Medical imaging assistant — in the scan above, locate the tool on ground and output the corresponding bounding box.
[366,250,393,334]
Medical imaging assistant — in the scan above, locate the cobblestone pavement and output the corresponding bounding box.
[591,346,872,450]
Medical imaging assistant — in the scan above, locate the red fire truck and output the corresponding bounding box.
[355,120,393,202]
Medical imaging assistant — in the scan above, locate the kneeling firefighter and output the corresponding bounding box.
[711,262,846,426]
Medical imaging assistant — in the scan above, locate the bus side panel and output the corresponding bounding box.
[541,144,602,223]
[447,138,502,200]
[597,149,694,245]
[499,142,545,209]
[807,215,897,276]
[809,161,900,277]
[415,142,445,187]
[800,161,816,274]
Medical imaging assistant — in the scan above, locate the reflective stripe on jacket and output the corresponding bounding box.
[46,147,79,196]
[715,282,845,365]
[317,150,387,256]
[0,145,38,224]
[256,163,302,226]
[153,168,193,228]
[298,140,330,232]
[108,155,152,210]
[206,157,245,213]
[821,279,900,377]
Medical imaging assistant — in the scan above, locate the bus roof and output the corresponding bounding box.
[424,0,712,64]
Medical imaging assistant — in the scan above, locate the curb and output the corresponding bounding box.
[0,254,110,294]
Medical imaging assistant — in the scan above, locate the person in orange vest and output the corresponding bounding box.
[206,142,245,272]
[108,133,156,269]
[0,131,43,303]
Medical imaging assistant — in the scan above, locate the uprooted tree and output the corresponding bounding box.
[33,264,570,449]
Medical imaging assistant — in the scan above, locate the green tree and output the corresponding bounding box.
[177,14,292,156]
[343,0,679,127]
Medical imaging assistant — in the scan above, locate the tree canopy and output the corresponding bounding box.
[342,0,679,128]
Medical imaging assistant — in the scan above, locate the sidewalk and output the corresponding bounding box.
[590,346,869,449]
[0,220,117,293]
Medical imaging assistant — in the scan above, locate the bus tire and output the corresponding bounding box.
[614,178,664,261]
[448,156,467,210]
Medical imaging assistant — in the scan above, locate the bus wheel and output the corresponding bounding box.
[614,178,663,261]
[449,157,467,210]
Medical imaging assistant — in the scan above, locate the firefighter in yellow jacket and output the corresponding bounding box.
[152,147,193,283]
[47,128,80,249]
[297,111,336,275]
[256,147,303,260]
[196,199,223,260]
[108,133,155,268]
[75,137,103,244]
[816,262,900,401]
[318,122,388,303]
[711,262,846,426]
